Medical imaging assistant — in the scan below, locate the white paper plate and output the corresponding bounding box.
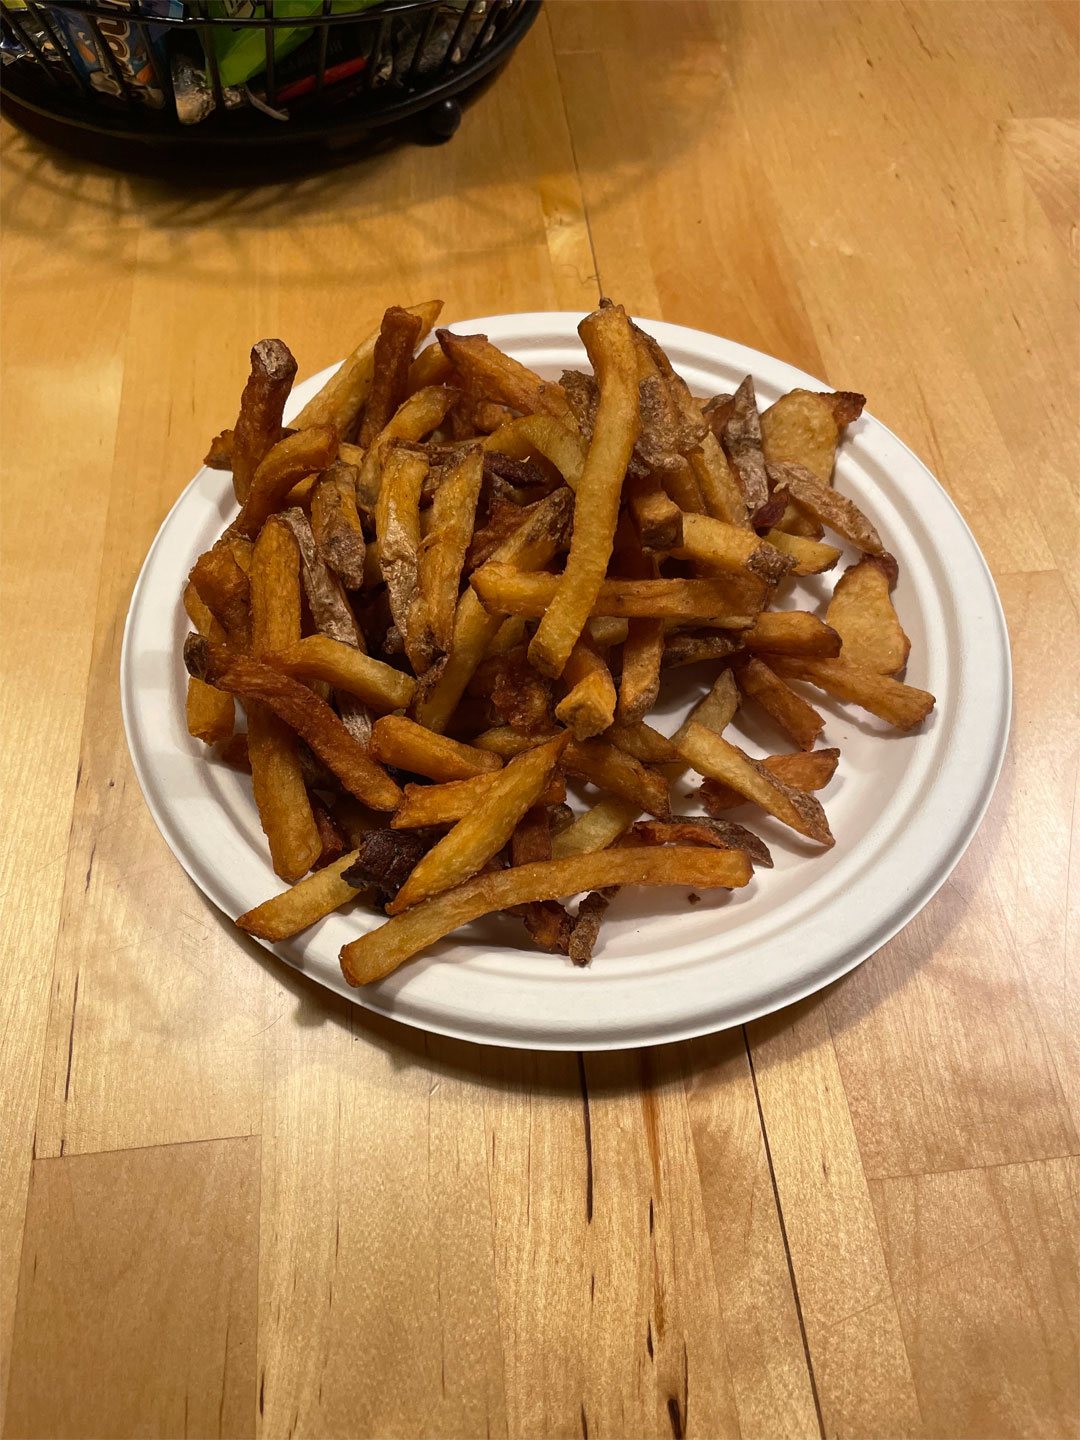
[121,314,1010,1050]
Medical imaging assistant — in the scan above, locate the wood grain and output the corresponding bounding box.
[4,1137,259,1439]
[2,3,1078,1437]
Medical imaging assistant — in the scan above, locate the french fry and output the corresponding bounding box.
[472,727,670,819]
[392,772,566,829]
[234,425,339,539]
[510,806,573,953]
[721,375,769,511]
[310,798,348,870]
[763,528,841,575]
[689,433,751,527]
[548,797,639,858]
[356,387,456,512]
[767,461,886,556]
[277,508,362,647]
[760,387,865,484]
[410,443,483,661]
[626,471,683,550]
[309,462,366,590]
[411,488,573,733]
[182,581,234,744]
[607,722,681,766]
[630,321,708,441]
[615,534,664,725]
[483,415,587,489]
[376,443,426,668]
[437,329,576,426]
[359,306,426,447]
[554,635,617,740]
[742,610,842,658]
[268,635,415,711]
[736,656,824,751]
[185,637,401,810]
[292,299,442,434]
[487,646,556,733]
[230,339,297,505]
[632,818,773,869]
[188,545,252,651]
[567,889,615,965]
[473,566,763,626]
[826,556,910,672]
[529,303,641,677]
[673,512,795,583]
[660,632,743,669]
[237,849,367,941]
[340,847,753,984]
[388,734,568,912]
[407,341,455,394]
[658,458,707,515]
[678,722,834,845]
[370,714,503,781]
[700,748,840,812]
[248,517,321,882]
[771,657,936,730]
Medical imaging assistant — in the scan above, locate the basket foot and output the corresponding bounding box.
[422,96,462,143]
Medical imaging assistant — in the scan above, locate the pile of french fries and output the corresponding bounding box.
[183,299,935,987]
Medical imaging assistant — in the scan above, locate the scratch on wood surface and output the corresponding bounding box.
[577,1053,594,1222]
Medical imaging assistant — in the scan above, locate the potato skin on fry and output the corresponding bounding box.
[340,847,753,985]
[185,635,401,810]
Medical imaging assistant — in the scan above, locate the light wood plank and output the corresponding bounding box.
[4,1136,259,1439]
[870,1157,1079,1439]
[0,227,135,1408]
[747,1000,924,1438]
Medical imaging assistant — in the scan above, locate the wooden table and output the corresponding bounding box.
[2,4,1077,1436]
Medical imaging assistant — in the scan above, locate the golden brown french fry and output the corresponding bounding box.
[658,458,707,515]
[826,556,910,673]
[277,508,364,648]
[736,656,824,751]
[392,773,566,829]
[606,722,681,766]
[185,637,401,810]
[268,635,415,711]
[672,667,740,747]
[359,306,426,447]
[410,443,483,661]
[632,818,773,869]
[482,415,587,489]
[660,632,743,669]
[473,565,763,626]
[760,387,865,484]
[554,636,617,740]
[238,849,366,941]
[292,300,442,434]
[248,517,321,882]
[341,847,752,983]
[188,545,252,651]
[437,329,576,426]
[673,512,795,583]
[689,433,751,527]
[700,748,841,812]
[614,535,664,725]
[182,581,234,744]
[678,722,834,846]
[763,528,841,575]
[768,461,886,555]
[471,726,670,820]
[230,339,297,505]
[550,798,641,858]
[771,657,936,730]
[388,734,568,913]
[529,303,641,677]
[742,611,842,658]
[411,488,573,733]
[406,341,455,394]
[376,443,426,667]
[625,471,683,550]
[234,426,339,539]
[356,386,456,512]
[370,714,503,781]
[309,462,366,590]
[721,375,769,511]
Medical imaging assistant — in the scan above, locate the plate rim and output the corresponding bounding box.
[121,312,1012,1051]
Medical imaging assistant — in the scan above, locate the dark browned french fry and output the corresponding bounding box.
[358,306,426,447]
[234,426,339,539]
[231,339,297,505]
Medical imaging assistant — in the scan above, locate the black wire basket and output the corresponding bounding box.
[0,0,540,156]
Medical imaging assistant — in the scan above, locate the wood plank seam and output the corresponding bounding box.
[742,1028,827,1440]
